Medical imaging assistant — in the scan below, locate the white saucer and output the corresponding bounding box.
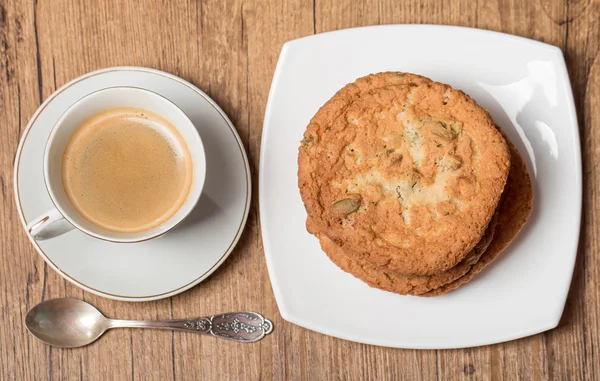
[14,67,251,301]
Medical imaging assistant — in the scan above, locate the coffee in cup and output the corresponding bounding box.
[62,107,193,233]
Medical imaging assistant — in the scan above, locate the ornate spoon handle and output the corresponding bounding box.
[108,312,273,343]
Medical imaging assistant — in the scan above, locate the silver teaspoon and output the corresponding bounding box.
[25,298,273,348]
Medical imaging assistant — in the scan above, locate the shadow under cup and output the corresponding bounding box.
[44,87,206,242]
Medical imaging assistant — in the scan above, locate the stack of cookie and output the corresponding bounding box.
[298,73,533,296]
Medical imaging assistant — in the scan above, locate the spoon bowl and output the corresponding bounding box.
[26,298,110,348]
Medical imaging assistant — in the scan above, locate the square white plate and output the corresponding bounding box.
[260,25,581,349]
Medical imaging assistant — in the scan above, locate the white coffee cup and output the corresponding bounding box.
[26,87,206,243]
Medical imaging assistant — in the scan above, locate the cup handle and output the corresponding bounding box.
[26,208,74,240]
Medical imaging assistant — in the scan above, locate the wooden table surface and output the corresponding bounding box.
[1,0,598,380]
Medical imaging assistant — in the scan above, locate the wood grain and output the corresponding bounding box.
[0,0,598,380]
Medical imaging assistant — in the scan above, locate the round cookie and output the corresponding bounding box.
[318,207,498,295]
[299,72,511,275]
[422,139,533,296]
